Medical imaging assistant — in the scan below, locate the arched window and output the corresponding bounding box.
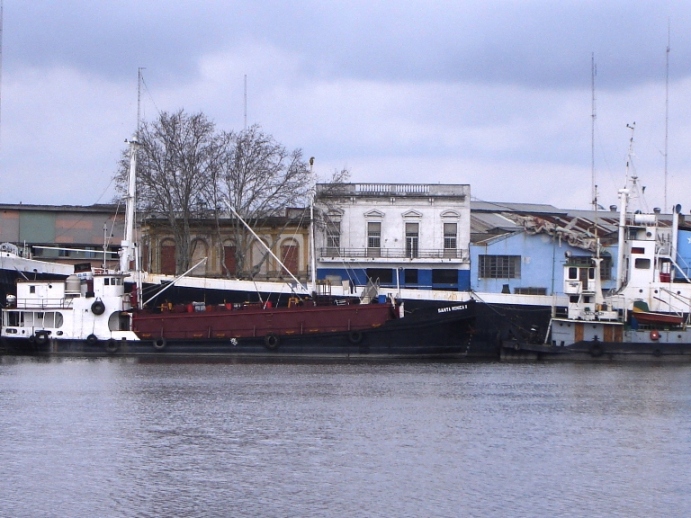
[223,240,237,276]
[281,239,300,276]
[190,239,208,276]
[160,239,176,275]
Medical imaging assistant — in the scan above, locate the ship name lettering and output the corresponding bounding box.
[438,305,467,313]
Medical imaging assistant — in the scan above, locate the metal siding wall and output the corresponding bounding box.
[0,210,20,241]
[19,212,56,243]
[676,230,691,277]
[472,233,564,295]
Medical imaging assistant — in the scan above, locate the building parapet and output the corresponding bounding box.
[317,183,469,198]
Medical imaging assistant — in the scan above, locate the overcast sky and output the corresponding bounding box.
[1,1,690,212]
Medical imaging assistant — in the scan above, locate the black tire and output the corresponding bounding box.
[653,348,663,358]
[348,330,363,344]
[91,300,105,316]
[513,342,521,351]
[264,333,280,349]
[34,331,49,346]
[105,339,119,354]
[86,334,98,346]
[153,337,167,351]
[589,343,604,358]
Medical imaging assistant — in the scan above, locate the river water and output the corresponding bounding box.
[1,358,689,517]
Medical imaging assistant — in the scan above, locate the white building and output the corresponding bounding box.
[314,183,471,291]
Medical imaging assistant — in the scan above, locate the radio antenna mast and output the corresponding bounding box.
[137,67,145,140]
[0,0,4,151]
[664,20,670,211]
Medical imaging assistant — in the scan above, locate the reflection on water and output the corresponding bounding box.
[1,358,690,517]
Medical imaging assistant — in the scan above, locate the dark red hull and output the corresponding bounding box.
[132,301,397,342]
[632,310,685,326]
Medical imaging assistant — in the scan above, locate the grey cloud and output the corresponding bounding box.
[6,1,690,90]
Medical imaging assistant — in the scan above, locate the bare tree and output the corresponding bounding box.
[116,109,223,274]
[211,125,313,278]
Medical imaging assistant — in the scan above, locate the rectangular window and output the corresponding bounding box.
[443,223,457,257]
[367,222,381,257]
[568,256,612,280]
[479,255,521,279]
[404,269,418,284]
[326,221,341,256]
[514,287,547,295]
[635,258,651,269]
[432,269,458,284]
[366,268,393,284]
[405,222,419,258]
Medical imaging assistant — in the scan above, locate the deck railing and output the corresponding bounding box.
[14,298,76,310]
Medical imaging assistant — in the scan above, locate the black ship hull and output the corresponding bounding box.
[1,301,475,362]
[501,340,691,362]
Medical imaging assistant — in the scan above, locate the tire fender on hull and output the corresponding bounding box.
[348,330,363,344]
[91,300,105,316]
[264,333,280,349]
[589,342,604,358]
[106,339,119,354]
[33,331,50,346]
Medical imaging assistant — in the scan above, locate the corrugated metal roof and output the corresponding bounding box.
[471,200,566,214]
[470,200,676,250]
[0,203,119,213]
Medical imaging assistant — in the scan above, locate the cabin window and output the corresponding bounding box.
[5,311,22,326]
[29,286,36,294]
[568,256,612,280]
[635,258,651,269]
[631,247,645,254]
[37,312,60,328]
[479,255,521,279]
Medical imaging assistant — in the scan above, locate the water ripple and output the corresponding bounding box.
[1,359,690,517]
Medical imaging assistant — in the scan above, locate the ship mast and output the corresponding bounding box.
[120,138,138,273]
[119,70,143,275]
[309,157,317,294]
[591,53,597,210]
